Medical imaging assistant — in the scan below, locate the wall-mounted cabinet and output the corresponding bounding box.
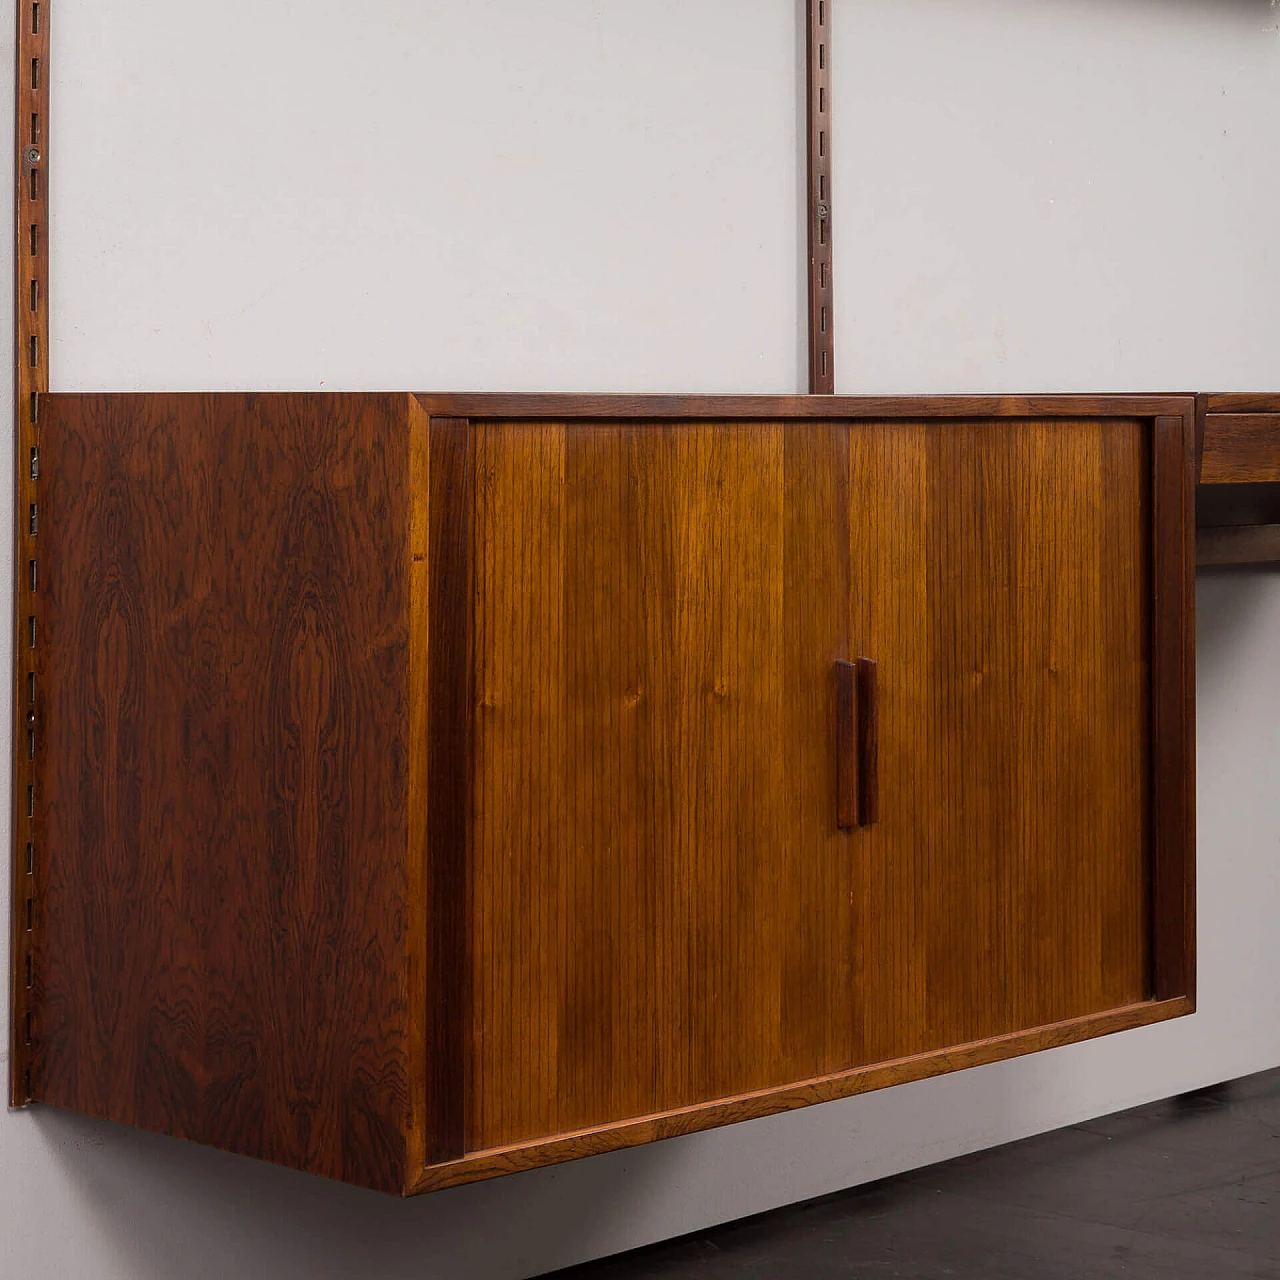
[17,393,1195,1195]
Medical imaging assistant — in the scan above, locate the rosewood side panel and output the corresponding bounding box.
[20,393,1196,1197]
[33,393,418,1193]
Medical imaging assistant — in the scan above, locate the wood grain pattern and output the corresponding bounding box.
[1200,415,1280,484]
[1205,394,1280,414]
[847,419,1153,1067]
[408,996,1192,1194]
[467,420,855,1150]
[405,397,431,1180]
[460,413,1173,1156]
[36,393,415,1192]
[416,393,1193,423]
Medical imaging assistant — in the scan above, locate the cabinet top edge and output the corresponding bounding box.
[40,391,1196,421]
[413,393,1195,421]
[1204,394,1280,415]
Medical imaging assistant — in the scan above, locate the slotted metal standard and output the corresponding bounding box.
[12,0,49,1106]
[806,0,834,394]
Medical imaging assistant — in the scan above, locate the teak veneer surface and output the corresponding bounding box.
[459,417,1152,1153]
[24,393,1195,1195]
[846,419,1153,1051]
[464,420,856,1150]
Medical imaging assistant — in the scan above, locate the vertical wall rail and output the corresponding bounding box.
[12,0,49,1106]
[806,0,834,394]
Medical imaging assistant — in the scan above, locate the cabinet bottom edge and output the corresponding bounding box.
[408,996,1193,1195]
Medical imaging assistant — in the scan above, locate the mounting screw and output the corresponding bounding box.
[816,202,829,219]
[24,145,40,169]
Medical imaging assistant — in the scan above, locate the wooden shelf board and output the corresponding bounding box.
[1197,524,1280,567]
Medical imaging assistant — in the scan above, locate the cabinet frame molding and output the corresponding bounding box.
[406,390,1197,1193]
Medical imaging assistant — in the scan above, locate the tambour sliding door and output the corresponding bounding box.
[452,411,1161,1158]
[848,419,1152,1069]
[459,419,857,1151]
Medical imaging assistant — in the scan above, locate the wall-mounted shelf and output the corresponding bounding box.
[1196,395,1280,566]
[19,391,1196,1195]
[1197,523,1280,567]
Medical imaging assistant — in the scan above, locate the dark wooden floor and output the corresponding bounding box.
[555,1068,1280,1279]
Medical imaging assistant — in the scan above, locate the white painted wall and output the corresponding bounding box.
[49,0,805,393]
[837,0,1280,393]
[2,1,1279,1276]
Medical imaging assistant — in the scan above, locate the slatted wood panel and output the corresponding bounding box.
[848,420,1151,1069]
[35,393,416,1193]
[466,421,855,1151]
[462,416,1153,1155]
[460,419,849,1152]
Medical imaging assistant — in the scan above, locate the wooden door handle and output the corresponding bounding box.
[856,658,878,826]
[836,658,878,829]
